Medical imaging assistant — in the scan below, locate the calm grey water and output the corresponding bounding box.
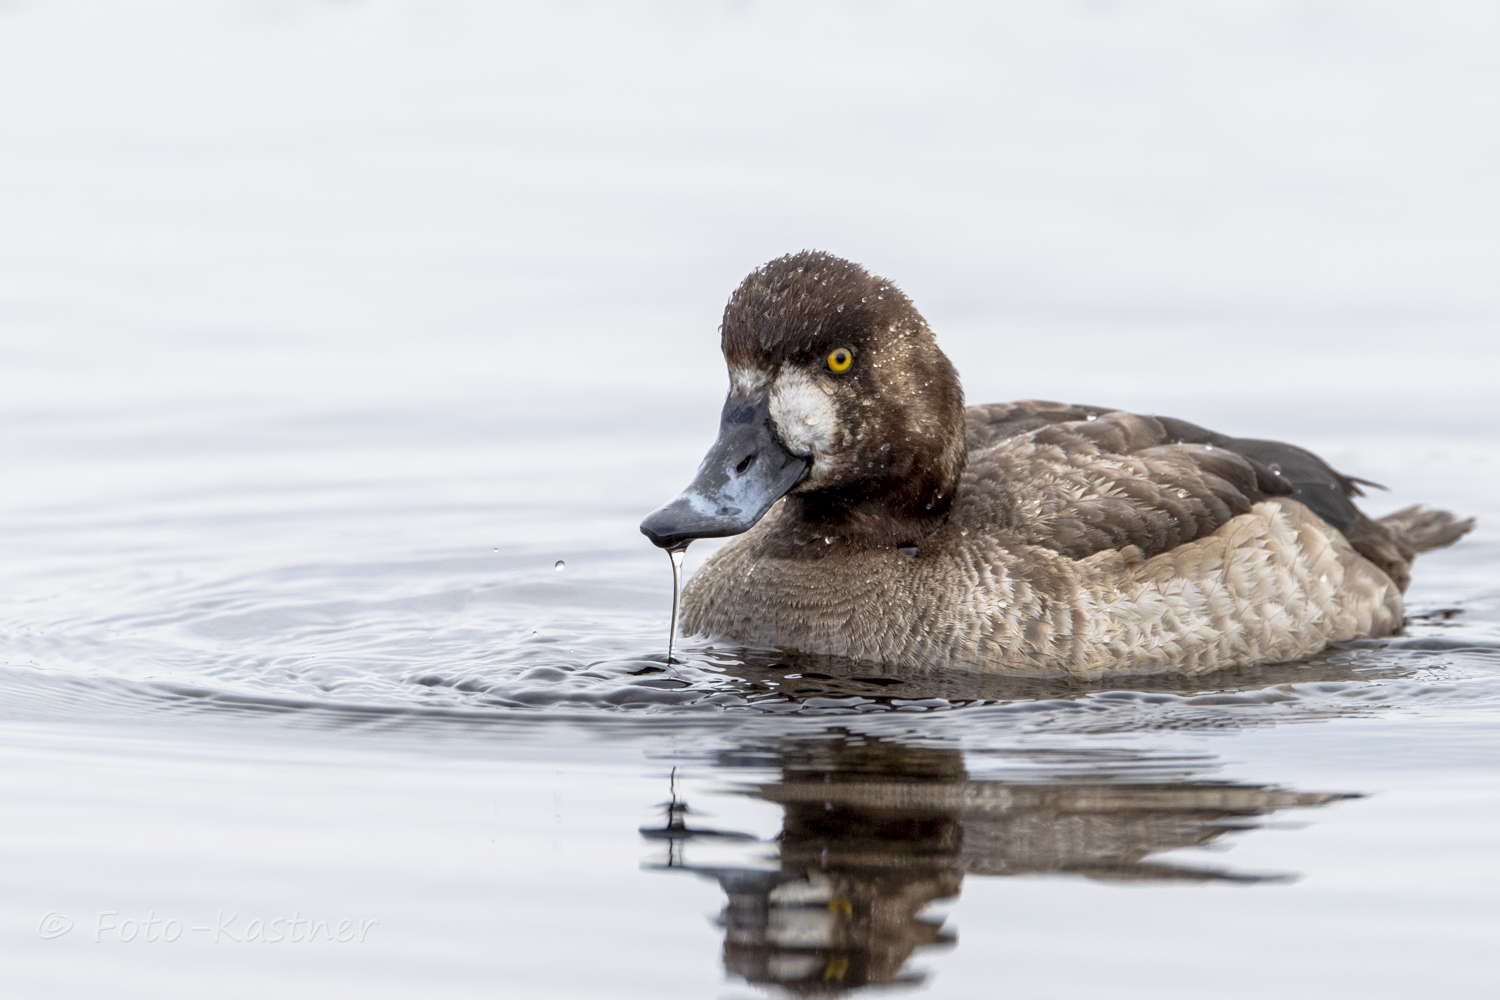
[2,3,1498,998]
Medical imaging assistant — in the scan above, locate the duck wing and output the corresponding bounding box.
[959,404,1438,590]
[964,400,1118,450]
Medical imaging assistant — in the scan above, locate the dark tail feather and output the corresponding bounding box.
[1343,505,1475,593]
[1341,506,1473,593]
[1377,505,1476,556]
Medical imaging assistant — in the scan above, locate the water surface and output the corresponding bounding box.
[2,401,1496,999]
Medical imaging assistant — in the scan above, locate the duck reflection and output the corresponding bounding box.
[642,736,1352,994]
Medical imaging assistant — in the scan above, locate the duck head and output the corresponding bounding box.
[641,251,965,550]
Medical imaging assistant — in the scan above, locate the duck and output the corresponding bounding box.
[639,251,1475,678]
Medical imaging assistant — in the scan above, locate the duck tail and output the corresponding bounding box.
[1376,505,1476,556]
[1343,505,1474,593]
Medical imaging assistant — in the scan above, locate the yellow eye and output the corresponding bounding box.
[826,347,854,373]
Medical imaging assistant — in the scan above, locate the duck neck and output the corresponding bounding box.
[786,440,967,548]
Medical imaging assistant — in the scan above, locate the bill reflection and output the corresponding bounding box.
[642,737,1353,995]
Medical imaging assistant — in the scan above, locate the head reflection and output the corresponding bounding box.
[641,735,1352,995]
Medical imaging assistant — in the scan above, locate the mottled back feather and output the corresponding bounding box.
[959,401,1429,589]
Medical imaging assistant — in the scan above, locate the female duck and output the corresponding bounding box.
[640,252,1473,678]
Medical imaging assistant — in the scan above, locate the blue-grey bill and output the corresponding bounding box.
[640,391,810,549]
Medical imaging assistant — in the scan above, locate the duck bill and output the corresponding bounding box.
[640,391,810,549]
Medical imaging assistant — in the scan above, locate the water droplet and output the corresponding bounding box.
[837,304,844,312]
[1268,463,1283,475]
[493,547,498,553]
[554,560,566,571]
[824,536,835,545]
[1086,414,1097,421]
[881,442,891,451]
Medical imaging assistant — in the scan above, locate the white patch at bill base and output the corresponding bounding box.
[769,368,838,458]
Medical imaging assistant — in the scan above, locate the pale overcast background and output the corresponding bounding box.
[2,1,1495,451]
